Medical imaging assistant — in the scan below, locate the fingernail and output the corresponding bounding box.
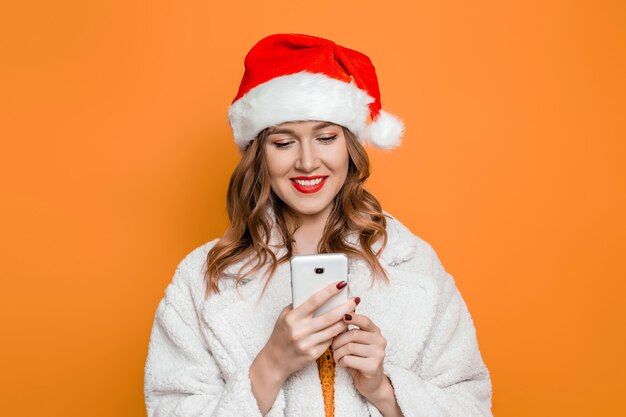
[344,313,352,321]
[354,296,361,305]
[336,281,347,289]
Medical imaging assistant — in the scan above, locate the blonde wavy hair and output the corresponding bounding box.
[204,126,389,300]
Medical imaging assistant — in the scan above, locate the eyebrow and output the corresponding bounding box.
[267,122,335,135]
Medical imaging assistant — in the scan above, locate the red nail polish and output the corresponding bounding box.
[344,313,352,321]
[354,296,361,305]
[336,281,347,289]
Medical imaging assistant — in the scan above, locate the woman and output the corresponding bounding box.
[144,33,493,417]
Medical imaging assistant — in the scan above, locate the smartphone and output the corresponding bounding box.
[290,253,348,318]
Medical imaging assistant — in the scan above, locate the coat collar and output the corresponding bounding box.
[221,207,418,278]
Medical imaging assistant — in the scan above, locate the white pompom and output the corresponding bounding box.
[364,110,405,150]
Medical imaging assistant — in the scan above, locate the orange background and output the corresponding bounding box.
[1,1,624,416]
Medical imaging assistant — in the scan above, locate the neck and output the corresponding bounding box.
[285,205,333,255]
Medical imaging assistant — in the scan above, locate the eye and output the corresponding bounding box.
[318,135,337,143]
[273,141,294,149]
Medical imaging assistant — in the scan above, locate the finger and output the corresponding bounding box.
[342,312,379,333]
[337,354,380,374]
[310,336,335,361]
[332,341,377,363]
[331,329,375,351]
[309,296,359,333]
[309,319,349,346]
[294,280,347,319]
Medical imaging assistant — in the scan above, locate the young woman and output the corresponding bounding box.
[144,33,493,417]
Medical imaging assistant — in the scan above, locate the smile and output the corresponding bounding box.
[290,176,328,194]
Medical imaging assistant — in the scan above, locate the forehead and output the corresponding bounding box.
[268,120,340,134]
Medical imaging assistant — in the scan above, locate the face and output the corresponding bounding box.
[264,120,350,222]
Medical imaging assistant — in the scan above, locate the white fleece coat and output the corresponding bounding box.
[144,212,493,417]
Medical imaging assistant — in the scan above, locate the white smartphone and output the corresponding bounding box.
[290,253,348,318]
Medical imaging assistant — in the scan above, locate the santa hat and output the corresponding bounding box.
[228,33,404,151]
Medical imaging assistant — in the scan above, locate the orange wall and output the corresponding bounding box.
[1,1,624,416]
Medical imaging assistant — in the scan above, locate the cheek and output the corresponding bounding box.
[265,153,294,190]
[265,150,288,176]
[330,148,350,176]
[332,138,350,172]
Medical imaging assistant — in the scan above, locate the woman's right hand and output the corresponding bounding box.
[261,280,359,382]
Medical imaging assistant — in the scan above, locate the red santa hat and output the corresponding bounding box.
[228,33,405,151]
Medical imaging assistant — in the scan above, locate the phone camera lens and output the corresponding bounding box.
[315,268,324,274]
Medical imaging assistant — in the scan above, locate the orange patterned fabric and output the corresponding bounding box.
[316,345,335,417]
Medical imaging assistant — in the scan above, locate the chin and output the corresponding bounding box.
[292,206,326,216]
[288,202,332,217]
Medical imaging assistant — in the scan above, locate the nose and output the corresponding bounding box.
[294,139,320,172]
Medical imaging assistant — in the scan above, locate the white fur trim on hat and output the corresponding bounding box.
[364,109,405,150]
[228,71,374,149]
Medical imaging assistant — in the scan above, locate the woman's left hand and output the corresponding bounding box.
[330,312,388,400]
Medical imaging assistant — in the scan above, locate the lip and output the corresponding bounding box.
[290,176,328,194]
[290,175,327,180]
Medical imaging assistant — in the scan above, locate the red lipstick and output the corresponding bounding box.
[290,176,328,194]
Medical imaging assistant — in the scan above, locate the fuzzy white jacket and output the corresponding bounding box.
[144,212,493,417]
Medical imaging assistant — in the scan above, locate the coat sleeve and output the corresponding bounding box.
[144,261,286,417]
[367,245,493,417]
